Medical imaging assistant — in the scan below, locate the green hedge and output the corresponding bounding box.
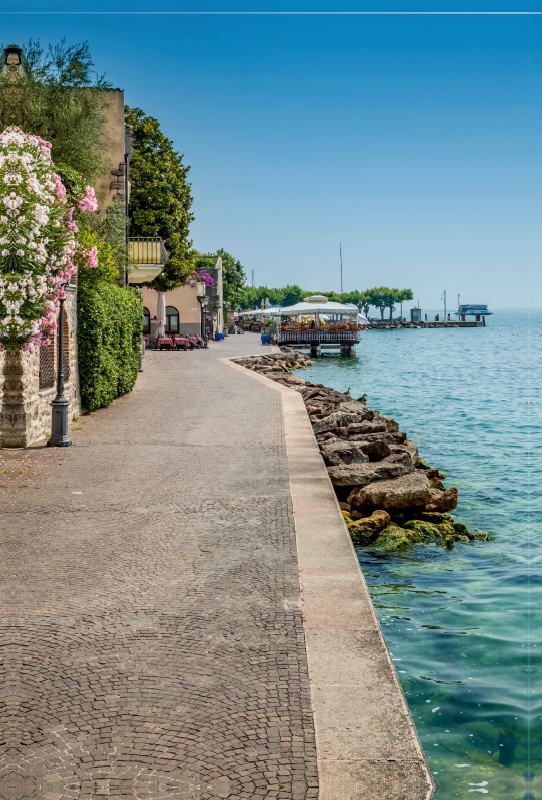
[77,284,143,412]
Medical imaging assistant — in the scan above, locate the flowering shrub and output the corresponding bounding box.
[0,127,99,350]
[73,228,118,288]
[0,128,74,350]
[190,269,215,287]
[78,185,98,213]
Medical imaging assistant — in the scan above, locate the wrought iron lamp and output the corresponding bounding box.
[47,285,71,447]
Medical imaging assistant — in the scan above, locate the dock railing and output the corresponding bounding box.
[278,329,361,344]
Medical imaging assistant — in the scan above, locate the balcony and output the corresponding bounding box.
[127,237,168,284]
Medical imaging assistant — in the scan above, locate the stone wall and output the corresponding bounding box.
[94,89,126,209]
[0,287,81,448]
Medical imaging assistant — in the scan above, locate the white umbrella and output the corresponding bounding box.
[249,307,283,316]
[156,291,166,337]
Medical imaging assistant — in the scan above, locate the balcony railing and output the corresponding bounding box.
[127,237,168,284]
[128,237,168,265]
[278,329,361,344]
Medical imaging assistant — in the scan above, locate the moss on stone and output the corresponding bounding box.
[349,526,379,546]
[470,530,493,541]
[371,523,423,551]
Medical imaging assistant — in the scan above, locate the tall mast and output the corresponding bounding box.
[340,242,343,294]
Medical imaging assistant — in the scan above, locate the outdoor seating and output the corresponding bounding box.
[157,337,173,350]
[174,337,190,350]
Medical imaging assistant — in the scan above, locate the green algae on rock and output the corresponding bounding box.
[341,514,492,551]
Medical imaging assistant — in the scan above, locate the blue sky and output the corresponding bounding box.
[3,1,541,309]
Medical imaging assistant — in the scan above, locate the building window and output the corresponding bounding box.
[143,307,151,334]
[166,306,179,334]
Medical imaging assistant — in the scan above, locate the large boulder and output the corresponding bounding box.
[347,510,390,546]
[383,416,399,432]
[263,370,293,381]
[348,471,431,510]
[320,441,370,466]
[336,400,372,417]
[307,402,337,419]
[273,374,306,386]
[389,439,419,466]
[327,451,414,486]
[353,438,391,461]
[312,410,365,435]
[425,487,458,512]
[347,431,392,443]
[347,420,388,436]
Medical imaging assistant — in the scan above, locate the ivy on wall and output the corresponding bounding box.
[77,283,142,412]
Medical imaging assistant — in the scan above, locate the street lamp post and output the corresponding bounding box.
[197,294,209,347]
[47,293,71,447]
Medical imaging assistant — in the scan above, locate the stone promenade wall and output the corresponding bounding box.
[0,286,80,448]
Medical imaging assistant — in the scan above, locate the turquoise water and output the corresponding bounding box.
[297,312,541,800]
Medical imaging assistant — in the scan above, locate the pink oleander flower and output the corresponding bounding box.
[86,245,98,268]
[53,174,67,203]
[78,185,98,213]
[0,127,77,348]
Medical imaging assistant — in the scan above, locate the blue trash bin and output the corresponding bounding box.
[261,333,270,345]
[214,332,225,341]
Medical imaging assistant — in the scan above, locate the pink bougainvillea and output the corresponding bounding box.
[190,269,215,287]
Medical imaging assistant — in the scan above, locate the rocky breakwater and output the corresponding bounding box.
[234,350,490,551]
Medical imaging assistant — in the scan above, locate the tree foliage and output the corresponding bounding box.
[234,282,413,318]
[0,39,110,183]
[364,287,414,319]
[238,284,304,310]
[193,248,246,306]
[125,106,194,291]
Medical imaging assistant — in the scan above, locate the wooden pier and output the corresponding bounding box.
[368,319,485,330]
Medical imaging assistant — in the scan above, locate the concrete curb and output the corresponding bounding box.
[220,357,434,800]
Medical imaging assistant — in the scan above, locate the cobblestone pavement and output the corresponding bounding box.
[0,335,318,800]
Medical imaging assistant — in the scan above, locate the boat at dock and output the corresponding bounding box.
[456,303,492,320]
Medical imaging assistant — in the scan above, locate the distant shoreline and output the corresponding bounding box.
[417,307,541,314]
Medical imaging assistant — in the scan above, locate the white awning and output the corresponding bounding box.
[273,300,359,316]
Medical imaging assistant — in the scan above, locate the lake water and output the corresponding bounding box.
[296,311,541,800]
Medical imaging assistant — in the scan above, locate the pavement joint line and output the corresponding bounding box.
[220,355,434,800]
